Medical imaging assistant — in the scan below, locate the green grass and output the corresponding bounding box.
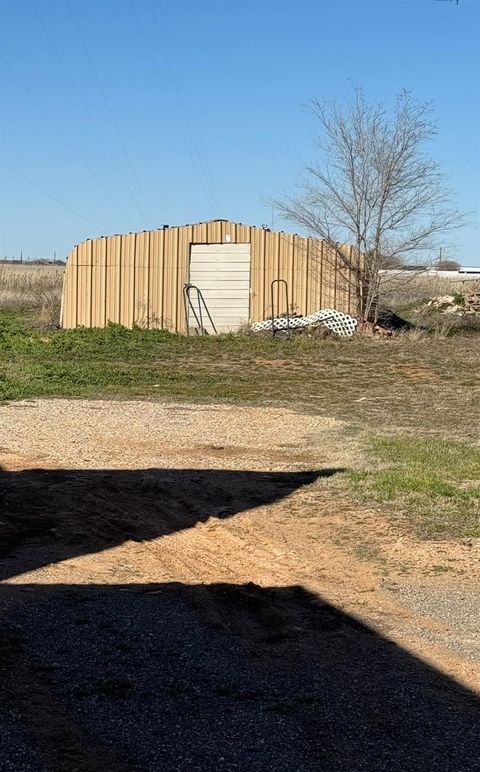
[348,436,480,538]
[1,311,480,438]
[1,311,479,538]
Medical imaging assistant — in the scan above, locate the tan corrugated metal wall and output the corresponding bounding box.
[62,220,357,331]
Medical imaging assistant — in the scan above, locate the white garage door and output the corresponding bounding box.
[188,243,251,334]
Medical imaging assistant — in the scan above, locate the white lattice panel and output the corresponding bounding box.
[251,309,357,338]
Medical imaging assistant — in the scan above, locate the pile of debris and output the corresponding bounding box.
[465,287,480,312]
[360,308,414,337]
[419,285,480,316]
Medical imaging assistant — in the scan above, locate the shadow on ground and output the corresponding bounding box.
[1,582,479,772]
[0,466,332,581]
[1,467,479,770]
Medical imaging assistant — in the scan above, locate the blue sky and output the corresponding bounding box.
[0,0,479,261]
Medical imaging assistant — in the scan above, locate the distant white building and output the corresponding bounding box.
[458,266,480,276]
[380,267,480,279]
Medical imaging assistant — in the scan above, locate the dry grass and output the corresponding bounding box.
[379,273,477,310]
[1,312,479,439]
[1,312,479,538]
[0,263,64,325]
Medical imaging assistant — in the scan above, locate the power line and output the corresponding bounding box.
[0,51,139,229]
[129,0,219,218]
[150,1,221,214]
[30,0,148,231]
[65,0,159,230]
[150,3,298,222]
[1,160,106,230]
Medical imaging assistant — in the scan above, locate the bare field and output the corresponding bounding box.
[0,262,64,323]
[379,272,478,309]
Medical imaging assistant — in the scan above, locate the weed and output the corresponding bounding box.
[0,264,64,326]
[1,312,479,440]
[379,274,476,310]
[347,436,480,538]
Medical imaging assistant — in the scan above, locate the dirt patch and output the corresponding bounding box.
[254,358,293,367]
[0,400,478,695]
[0,399,348,470]
[394,364,440,383]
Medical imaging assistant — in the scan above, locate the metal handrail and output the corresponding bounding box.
[270,279,290,338]
[183,283,218,336]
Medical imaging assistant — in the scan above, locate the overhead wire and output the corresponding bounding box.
[30,0,150,232]
[65,0,159,230]
[150,1,220,215]
[149,4,300,230]
[1,160,106,231]
[129,0,219,218]
[152,3,300,228]
[0,51,138,231]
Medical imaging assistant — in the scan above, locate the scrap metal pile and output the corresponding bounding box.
[251,309,358,338]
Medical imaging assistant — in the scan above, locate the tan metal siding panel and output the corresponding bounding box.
[121,234,136,327]
[330,244,340,308]
[71,246,79,328]
[316,241,328,310]
[302,238,312,315]
[293,235,307,316]
[192,221,208,243]
[347,245,353,313]
[134,231,150,326]
[91,238,106,327]
[321,241,330,310]
[207,220,222,243]
[66,244,77,327]
[323,243,336,309]
[266,230,279,318]
[61,220,358,330]
[177,226,190,332]
[163,228,178,331]
[304,239,312,315]
[276,232,291,316]
[63,246,77,328]
[347,245,355,315]
[287,233,296,313]
[149,229,163,328]
[75,241,92,327]
[333,249,339,309]
[89,240,98,326]
[249,227,265,322]
[85,240,93,327]
[236,224,250,242]
[305,239,316,313]
[105,235,122,324]
[75,241,84,326]
[61,254,70,328]
[335,246,348,316]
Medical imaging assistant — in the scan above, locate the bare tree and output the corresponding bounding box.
[437,259,461,271]
[274,89,463,321]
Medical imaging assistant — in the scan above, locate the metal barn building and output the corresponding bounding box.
[61,220,358,333]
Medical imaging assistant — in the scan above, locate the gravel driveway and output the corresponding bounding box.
[1,399,479,771]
